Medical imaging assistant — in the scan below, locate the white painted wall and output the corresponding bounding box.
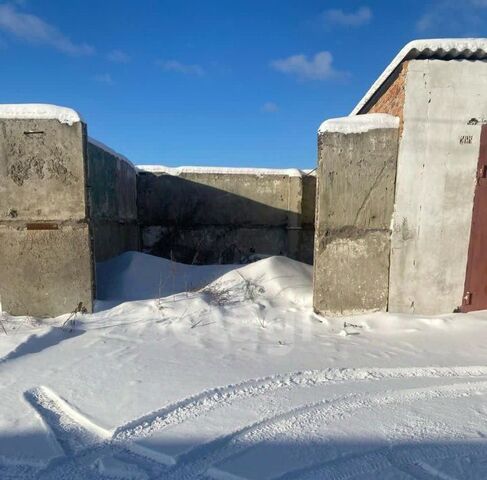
[389,59,487,314]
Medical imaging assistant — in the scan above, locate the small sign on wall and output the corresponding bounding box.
[460,135,473,145]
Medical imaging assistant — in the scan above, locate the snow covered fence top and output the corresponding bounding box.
[137,165,315,177]
[88,137,135,169]
[0,103,83,126]
[351,38,487,115]
[318,113,399,135]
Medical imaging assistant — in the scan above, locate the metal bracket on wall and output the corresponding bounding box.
[26,223,59,231]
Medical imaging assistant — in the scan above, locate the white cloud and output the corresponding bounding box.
[156,59,204,76]
[417,0,487,34]
[270,51,347,81]
[0,4,94,55]
[108,49,130,63]
[416,13,434,32]
[94,73,113,85]
[261,102,278,113]
[323,7,372,27]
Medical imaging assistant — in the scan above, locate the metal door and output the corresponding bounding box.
[462,124,487,312]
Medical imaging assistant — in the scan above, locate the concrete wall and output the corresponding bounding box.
[388,59,487,314]
[0,224,93,316]
[137,170,315,264]
[313,124,399,315]
[87,141,139,262]
[0,119,88,220]
[0,118,94,316]
[0,112,313,315]
[0,120,140,316]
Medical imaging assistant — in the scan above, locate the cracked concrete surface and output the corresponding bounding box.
[313,122,399,315]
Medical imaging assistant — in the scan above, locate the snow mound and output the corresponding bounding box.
[204,255,313,307]
[0,104,82,125]
[319,113,399,135]
[96,251,237,302]
[96,252,312,308]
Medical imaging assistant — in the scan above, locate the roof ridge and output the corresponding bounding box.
[351,38,487,115]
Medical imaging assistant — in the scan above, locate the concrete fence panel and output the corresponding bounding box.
[0,111,94,316]
[87,140,139,262]
[313,114,400,316]
[137,168,315,265]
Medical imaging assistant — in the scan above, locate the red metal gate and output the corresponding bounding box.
[462,124,487,312]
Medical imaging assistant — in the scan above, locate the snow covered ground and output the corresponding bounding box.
[2,252,487,479]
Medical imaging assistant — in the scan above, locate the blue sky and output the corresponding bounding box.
[0,0,485,168]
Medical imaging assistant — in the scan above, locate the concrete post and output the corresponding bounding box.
[313,114,399,316]
[0,111,94,316]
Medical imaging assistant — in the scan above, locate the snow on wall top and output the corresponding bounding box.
[137,165,315,177]
[351,38,487,115]
[319,113,399,135]
[0,104,83,126]
[88,137,135,169]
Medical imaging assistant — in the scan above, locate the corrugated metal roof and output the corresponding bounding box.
[351,38,487,115]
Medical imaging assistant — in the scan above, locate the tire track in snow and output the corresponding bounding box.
[36,445,155,480]
[164,380,487,480]
[0,454,42,480]
[23,387,167,479]
[12,370,487,479]
[114,366,487,441]
[275,441,487,480]
[24,386,111,456]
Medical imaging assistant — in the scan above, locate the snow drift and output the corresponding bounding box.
[2,251,487,479]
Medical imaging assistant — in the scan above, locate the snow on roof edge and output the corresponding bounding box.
[318,113,399,135]
[136,165,314,177]
[351,38,487,115]
[88,137,135,169]
[0,103,83,126]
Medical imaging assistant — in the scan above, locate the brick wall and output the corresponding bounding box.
[361,61,409,133]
